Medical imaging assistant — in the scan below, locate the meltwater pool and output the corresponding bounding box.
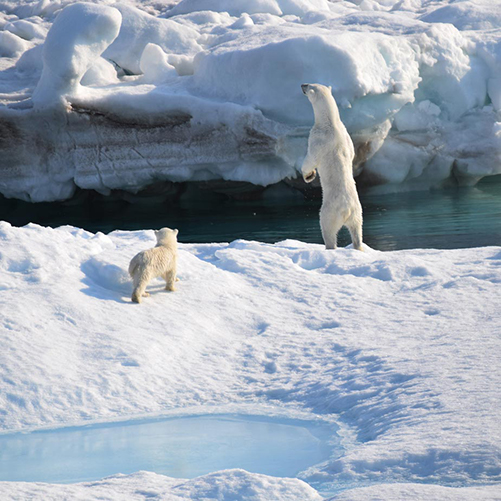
[0,414,338,484]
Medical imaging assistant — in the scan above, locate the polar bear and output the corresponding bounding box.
[129,227,178,303]
[301,83,363,251]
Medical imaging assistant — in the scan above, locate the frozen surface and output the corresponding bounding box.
[0,223,500,499]
[0,0,500,200]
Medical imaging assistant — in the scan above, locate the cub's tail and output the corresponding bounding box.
[128,255,139,277]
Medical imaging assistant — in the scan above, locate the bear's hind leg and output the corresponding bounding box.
[320,210,344,250]
[347,222,363,251]
[346,210,363,251]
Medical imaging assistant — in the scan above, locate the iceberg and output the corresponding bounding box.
[0,0,499,201]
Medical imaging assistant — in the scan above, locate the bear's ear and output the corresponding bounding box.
[174,229,179,236]
[328,85,332,91]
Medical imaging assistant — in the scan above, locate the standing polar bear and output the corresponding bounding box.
[301,83,363,251]
[129,227,178,303]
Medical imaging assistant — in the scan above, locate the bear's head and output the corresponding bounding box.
[301,83,332,104]
[155,227,178,247]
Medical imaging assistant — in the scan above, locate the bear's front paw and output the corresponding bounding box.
[303,170,317,183]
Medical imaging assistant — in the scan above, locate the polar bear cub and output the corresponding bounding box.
[301,83,363,251]
[129,227,178,303]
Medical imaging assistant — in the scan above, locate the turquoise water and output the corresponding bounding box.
[1,176,500,250]
[0,415,336,484]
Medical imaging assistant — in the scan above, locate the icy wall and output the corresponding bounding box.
[0,0,500,201]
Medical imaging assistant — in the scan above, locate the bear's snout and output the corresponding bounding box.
[301,84,309,94]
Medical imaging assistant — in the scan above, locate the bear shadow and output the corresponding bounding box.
[80,259,132,304]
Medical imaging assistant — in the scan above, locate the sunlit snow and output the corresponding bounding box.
[0,223,500,499]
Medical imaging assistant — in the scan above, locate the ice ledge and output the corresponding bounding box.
[0,102,499,202]
[0,104,297,202]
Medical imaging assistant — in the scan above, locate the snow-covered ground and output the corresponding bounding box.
[0,0,500,201]
[0,222,500,499]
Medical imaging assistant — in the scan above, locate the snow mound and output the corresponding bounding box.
[103,4,202,76]
[4,19,46,41]
[420,0,501,31]
[332,483,501,501]
[139,43,177,83]
[191,29,420,125]
[0,30,27,57]
[0,470,323,501]
[32,2,121,108]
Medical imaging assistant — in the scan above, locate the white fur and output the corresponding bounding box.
[128,227,178,303]
[301,83,363,251]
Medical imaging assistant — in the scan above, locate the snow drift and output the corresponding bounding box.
[0,0,500,200]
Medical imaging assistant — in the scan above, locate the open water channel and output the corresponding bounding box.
[1,176,501,251]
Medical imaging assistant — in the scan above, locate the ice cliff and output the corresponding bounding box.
[0,0,500,202]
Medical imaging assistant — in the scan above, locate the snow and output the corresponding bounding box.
[0,470,324,500]
[0,0,500,200]
[333,483,501,501]
[3,477,500,501]
[419,0,501,31]
[138,43,177,84]
[0,222,500,499]
[0,29,27,57]
[102,4,202,76]
[2,477,501,501]
[32,3,121,108]
[4,18,46,41]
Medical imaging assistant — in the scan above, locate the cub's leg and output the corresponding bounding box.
[164,270,177,291]
[131,269,152,303]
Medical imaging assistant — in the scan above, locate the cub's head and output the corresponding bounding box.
[301,83,332,104]
[155,227,179,246]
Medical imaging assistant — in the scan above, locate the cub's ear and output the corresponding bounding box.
[174,229,179,236]
[154,230,159,236]
[328,85,332,91]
